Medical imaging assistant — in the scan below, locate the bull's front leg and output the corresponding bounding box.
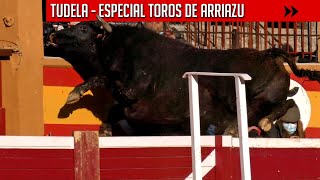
[258,99,296,132]
[66,76,107,104]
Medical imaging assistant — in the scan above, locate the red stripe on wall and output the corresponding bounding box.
[100,147,215,179]
[290,74,320,91]
[215,136,233,180]
[43,67,83,87]
[44,124,100,136]
[101,147,214,157]
[0,108,5,135]
[229,148,320,179]
[101,168,209,179]
[0,169,73,180]
[305,127,320,138]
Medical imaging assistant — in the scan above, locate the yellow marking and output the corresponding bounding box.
[43,86,320,128]
[43,86,102,125]
[307,91,320,128]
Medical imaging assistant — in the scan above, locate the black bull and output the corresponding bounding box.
[50,18,320,137]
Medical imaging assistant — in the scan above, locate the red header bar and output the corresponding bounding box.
[46,0,318,22]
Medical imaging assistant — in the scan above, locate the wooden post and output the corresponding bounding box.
[232,29,240,49]
[0,0,43,135]
[74,131,100,180]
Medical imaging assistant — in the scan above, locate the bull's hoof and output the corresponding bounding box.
[258,118,272,132]
[65,88,84,104]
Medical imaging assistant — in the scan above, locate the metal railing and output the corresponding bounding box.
[179,22,319,63]
[183,72,252,180]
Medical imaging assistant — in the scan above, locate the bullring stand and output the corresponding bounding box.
[183,72,252,180]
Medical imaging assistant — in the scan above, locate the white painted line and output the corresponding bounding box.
[222,136,233,147]
[0,136,74,149]
[1,136,320,149]
[0,136,215,149]
[230,138,320,148]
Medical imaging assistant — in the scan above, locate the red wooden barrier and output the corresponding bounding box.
[0,134,320,179]
[0,138,74,180]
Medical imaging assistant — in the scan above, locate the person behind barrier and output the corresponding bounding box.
[275,105,305,138]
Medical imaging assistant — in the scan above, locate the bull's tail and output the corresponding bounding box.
[269,48,320,83]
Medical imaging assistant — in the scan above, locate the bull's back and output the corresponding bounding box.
[182,48,291,104]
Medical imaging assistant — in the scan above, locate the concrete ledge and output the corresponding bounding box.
[43,56,72,67]
[42,58,320,71]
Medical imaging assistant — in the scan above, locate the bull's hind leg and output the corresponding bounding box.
[258,99,296,132]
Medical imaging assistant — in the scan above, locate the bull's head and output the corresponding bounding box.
[49,16,113,79]
[50,21,102,57]
[50,15,112,54]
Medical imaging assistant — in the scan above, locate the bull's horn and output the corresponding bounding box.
[96,15,112,33]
